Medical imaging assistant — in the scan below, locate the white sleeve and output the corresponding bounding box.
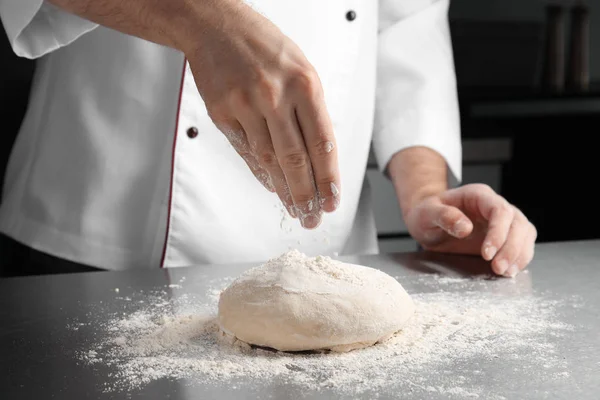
[373,0,462,185]
[0,0,97,59]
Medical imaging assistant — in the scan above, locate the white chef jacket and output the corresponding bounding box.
[0,0,461,270]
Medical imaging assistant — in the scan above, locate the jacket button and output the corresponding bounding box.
[187,127,198,138]
[346,10,356,21]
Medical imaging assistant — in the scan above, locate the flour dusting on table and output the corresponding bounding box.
[74,274,574,398]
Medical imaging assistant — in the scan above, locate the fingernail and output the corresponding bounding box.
[328,183,341,212]
[496,259,509,275]
[504,264,520,278]
[451,220,469,237]
[484,243,497,260]
[300,214,321,229]
[330,182,340,197]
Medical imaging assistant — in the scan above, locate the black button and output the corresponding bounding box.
[346,10,356,21]
[187,127,198,138]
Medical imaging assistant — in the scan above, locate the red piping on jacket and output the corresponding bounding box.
[160,58,187,268]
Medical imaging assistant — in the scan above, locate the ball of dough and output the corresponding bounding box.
[217,249,415,352]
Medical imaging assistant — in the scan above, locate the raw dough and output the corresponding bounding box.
[217,249,415,352]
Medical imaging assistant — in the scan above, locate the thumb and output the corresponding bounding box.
[429,204,473,239]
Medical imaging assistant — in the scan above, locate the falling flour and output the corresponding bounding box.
[75,274,575,398]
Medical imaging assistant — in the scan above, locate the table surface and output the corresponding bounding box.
[1,240,599,399]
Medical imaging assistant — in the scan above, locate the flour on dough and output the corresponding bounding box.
[218,249,415,352]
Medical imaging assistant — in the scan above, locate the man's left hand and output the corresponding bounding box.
[403,184,537,277]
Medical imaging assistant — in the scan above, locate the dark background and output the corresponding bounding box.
[1,0,599,249]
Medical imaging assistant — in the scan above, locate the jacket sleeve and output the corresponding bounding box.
[0,0,97,59]
[373,0,461,185]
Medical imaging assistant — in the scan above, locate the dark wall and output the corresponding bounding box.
[450,0,599,82]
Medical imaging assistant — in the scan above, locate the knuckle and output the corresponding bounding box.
[501,202,514,216]
[316,176,336,188]
[491,201,513,219]
[473,183,494,195]
[255,73,282,110]
[290,67,322,97]
[227,87,252,110]
[258,150,278,168]
[511,204,521,216]
[514,206,529,223]
[264,90,282,111]
[282,150,310,170]
[314,139,335,156]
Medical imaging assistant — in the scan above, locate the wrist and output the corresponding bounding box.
[170,0,205,54]
[387,146,448,218]
[175,0,245,57]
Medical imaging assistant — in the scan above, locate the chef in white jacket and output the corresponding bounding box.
[0,0,536,278]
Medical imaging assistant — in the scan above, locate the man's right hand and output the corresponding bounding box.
[48,0,340,229]
[182,1,340,229]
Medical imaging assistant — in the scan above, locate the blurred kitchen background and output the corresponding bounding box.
[1,0,598,255]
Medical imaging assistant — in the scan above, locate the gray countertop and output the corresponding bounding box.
[1,240,599,399]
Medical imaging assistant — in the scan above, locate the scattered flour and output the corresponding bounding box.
[276,202,294,233]
[73,275,574,398]
[167,284,183,289]
[251,249,365,286]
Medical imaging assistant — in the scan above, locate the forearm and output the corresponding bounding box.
[47,0,233,53]
[387,146,448,218]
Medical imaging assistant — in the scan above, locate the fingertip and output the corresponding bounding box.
[300,213,322,229]
[482,241,498,261]
[504,264,520,278]
[492,258,509,276]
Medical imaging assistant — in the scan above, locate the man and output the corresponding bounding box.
[0,0,536,277]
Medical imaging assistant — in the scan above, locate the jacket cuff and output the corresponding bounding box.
[373,0,462,187]
[1,1,97,59]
